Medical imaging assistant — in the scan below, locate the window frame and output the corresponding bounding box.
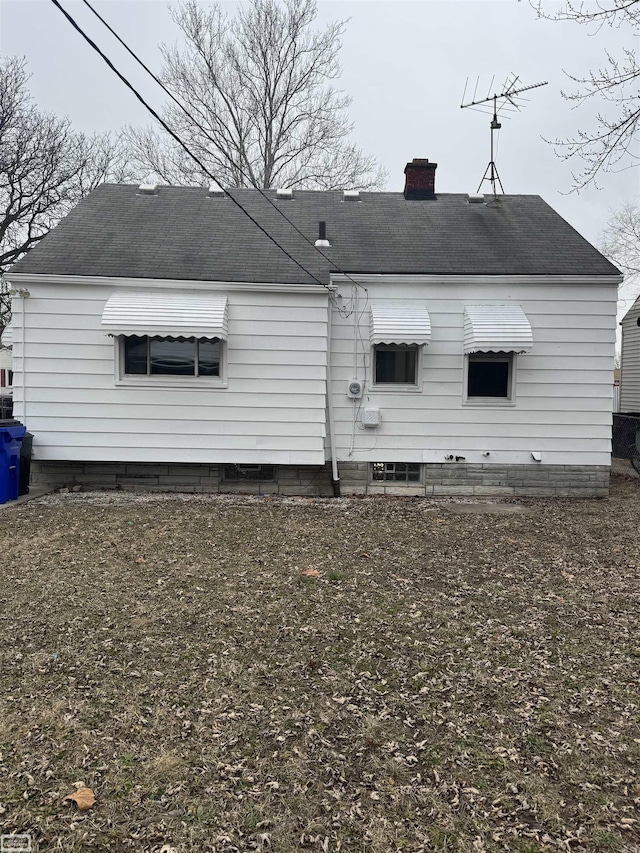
[463,352,516,406]
[370,462,422,483]
[223,464,277,483]
[371,343,422,391]
[115,334,227,388]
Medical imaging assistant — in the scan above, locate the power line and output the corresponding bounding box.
[78,0,369,300]
[49,0,330,291]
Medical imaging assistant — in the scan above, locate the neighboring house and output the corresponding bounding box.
[0,324,13,396]
[6,159,621,497]
[620,295,640,414]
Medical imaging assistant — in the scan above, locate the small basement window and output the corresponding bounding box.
[223,465,276,482]
[466,353,514,401]
[373,344,419,385]
[371,462,421,483]
[123,335,221,377]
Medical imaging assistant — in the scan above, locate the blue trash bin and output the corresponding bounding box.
[0,423,26,504]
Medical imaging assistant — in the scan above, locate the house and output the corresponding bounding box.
[620,294,640,414]
[0,324,13,407]
[6,159,621,497]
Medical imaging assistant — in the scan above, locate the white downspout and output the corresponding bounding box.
[326,295,340,496]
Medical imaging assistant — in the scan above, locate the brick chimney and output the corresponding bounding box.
[403,158,437,200]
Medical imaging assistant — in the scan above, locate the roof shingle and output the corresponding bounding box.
[9,184,621,281]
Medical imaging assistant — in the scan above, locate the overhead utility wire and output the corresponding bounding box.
[78,0,368,299]
[49,0,329,291]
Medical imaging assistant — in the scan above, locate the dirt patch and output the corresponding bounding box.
[0,478,639,852]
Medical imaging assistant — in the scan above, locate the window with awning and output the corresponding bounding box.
[370,304,431,387]
[463,305,533,354]
[101,291,228,339]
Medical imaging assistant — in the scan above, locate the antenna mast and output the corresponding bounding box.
[461,75,548,197]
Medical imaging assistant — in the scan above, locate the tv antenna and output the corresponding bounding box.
[461,74,548,197]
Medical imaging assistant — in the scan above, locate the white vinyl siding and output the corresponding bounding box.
[330,279,617,466]
[10,282,329,465]
[620,297,640,413]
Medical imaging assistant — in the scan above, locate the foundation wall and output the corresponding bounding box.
[31,461,610,497]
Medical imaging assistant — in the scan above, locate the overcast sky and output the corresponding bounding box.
[2,0,638,310]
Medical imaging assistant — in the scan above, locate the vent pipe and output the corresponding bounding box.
[315,221,330,248]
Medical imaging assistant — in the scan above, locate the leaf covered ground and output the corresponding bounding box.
[1,478,639,853]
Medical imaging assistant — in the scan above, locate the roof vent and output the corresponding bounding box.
[138,183,158,195]
[315,220,330,248]
[343,190,360,201]
[276,188,293,199]
[468,193,485,204]
[209,183,225,196]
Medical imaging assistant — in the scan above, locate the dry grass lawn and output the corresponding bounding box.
[0,478,639,852]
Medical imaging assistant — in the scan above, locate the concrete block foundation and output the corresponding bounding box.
[30,460,610,497]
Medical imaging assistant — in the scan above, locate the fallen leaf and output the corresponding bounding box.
[301,569,320,577]
[63,787,96,810]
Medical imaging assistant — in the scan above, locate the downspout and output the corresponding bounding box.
[327,295,340,496]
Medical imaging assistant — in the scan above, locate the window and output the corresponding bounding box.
[466,353,514,402]
[373,344,419,385]
[123,335,221,377]
[372,462,421,483]
[223,465,276,482]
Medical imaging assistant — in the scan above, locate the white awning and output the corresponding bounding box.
[0,324,13,349]
[463,305,533,353]
[370,304,431,345]
[101,292,228,339]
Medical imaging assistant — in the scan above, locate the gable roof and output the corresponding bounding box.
[9,184,620,283]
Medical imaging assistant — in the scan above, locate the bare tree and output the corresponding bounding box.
[0,57,132,336]
[124,0,386,190]
[533,0,639,190]
[602,199,640,277]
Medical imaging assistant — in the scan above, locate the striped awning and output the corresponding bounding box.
[463,305,533,354]
[370,304,431,345]
[101,292,228,339]
[0,324,12,349]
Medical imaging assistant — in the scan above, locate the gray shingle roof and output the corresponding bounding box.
[10,184,620,282]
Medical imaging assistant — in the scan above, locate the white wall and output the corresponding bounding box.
[9,279,329,464]
[620,296,640,413]
[329,277,618,467]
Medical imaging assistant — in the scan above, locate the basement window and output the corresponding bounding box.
[223,465,276,482]
[371,462,421,483]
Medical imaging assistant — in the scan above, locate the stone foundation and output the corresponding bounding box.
[339,462,610,498]
[30,461,335,496]
[31,460,610,497]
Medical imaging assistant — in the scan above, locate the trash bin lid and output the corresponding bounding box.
[0,423,26,440]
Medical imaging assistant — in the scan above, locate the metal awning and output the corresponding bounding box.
[0,324,12,349]
[370,304,431,345]
[463,305,533,353]
[101,292,228,339]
